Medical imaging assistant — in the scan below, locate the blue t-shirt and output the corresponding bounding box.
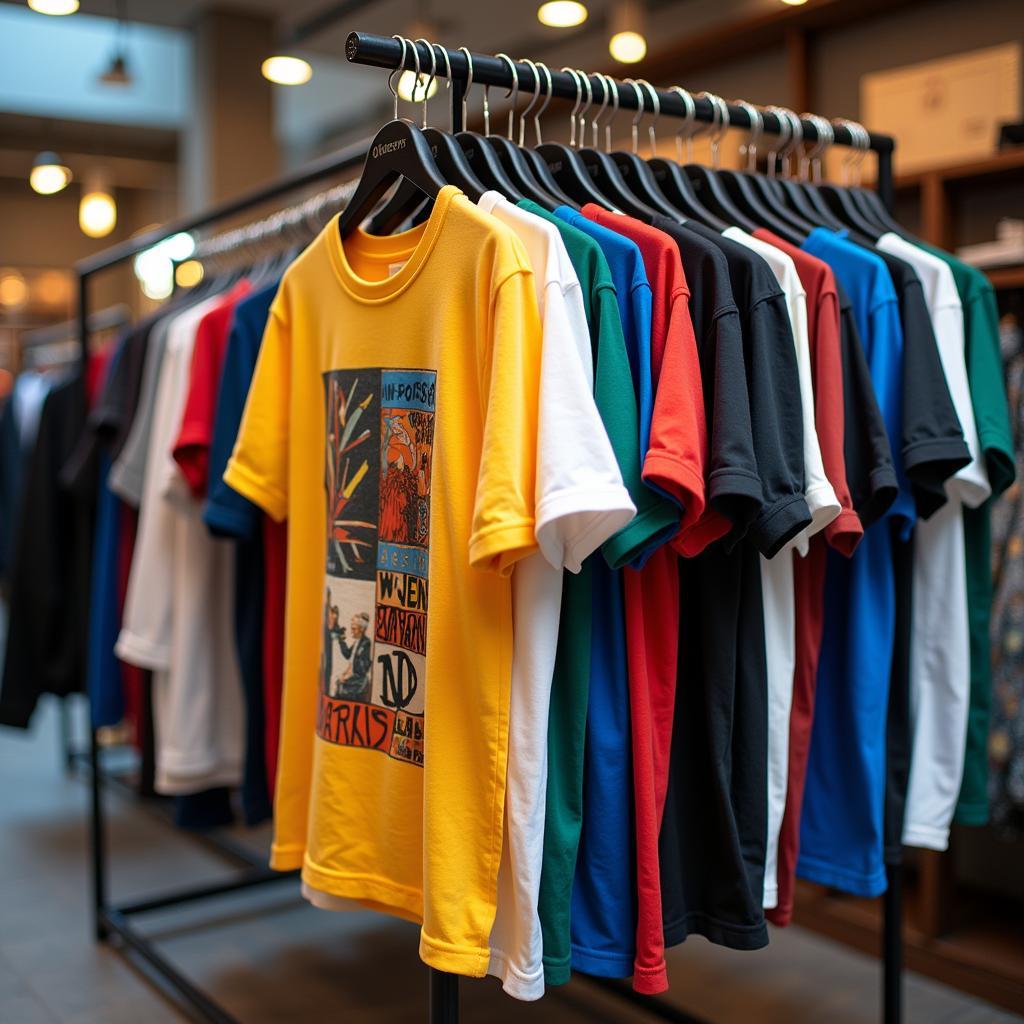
[798,229,911,897]
[202,278,279,825]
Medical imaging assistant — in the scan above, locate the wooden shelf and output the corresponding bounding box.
[985,264,1024,291]
[895,147,1024,191]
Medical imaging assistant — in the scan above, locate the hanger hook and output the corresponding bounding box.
[561,67,582,148]
[777,108,803,178]
[590,72,611,149]
[457,46,474,133]
[763,104,789,178]
[801,112,830,182]
[832,117,867,186]
[623,78,645,155]
[535,61,554,145]
[669,86,696,164]
[577,70,596,148]
[414,39,437,129]
[637,79,659,157]
[495,54,519,139]
[385,36,405,121]
[602,74,621,153]
[518,58,541,147]
[733,99,761,172]
[435,44,454,133]
[697,91,728,169]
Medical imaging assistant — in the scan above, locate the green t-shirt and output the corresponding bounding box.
[921,243,1015,824]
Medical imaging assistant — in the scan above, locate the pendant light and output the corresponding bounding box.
[30,151,72,195]
[27,0,79,14]
[79,175,117,239]
[537,1,588,27]
[609,0,647,64]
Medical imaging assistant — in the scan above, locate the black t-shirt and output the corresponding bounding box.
[659,222,813,953]
[0,374,95,726]
[650,215,762,531]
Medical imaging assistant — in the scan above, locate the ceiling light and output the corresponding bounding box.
[80,189,117,238]
[609,0,647,63]
[537,1,588,27]
[99,53,133,87]
[397,70,439,103]
[30,152,72,195]
[0,272,28,309]
[780,0,809,4]
[175,260,204,289]
[27,0,79,14]
[261,55,313,86]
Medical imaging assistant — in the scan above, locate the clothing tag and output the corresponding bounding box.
[388,262,407,278]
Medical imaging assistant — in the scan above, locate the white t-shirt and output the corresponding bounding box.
[115,295,245,795]
[723,227,840,909]
[478,192,635,1000]
[878,233,991,851]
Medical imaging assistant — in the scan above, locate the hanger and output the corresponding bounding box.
[450,46,527,203]
[482,54,561,208]
[788,112,848,231]
[603,78,686,220]
[338,36,448,240]
[816,118,885,239]
[536,64,621,209]
[841,119,905,234]
[515,57,580,209]
[646,86,728,230]
[758,107,824,235]
[369,40,491,234]
[682,92,760,233]
[713,99,806,244]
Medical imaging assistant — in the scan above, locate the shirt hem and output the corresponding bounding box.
[663,911,769,951]
[642,450,705,516]
[223,457,287,522]
[202,498,258,541]
[753,494,813,559]
[569,944,634,978]
[796,854,887,897]
[301,856,425,925]
[602,499,680,570]
[535,484,636,573]
[114,630,171,672]
[824,509,863,557]
[468,518,537,576]
[901,823,950,852]
[487,950,545,1001]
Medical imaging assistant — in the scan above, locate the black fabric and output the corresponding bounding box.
[685,222,811,555]
[174,787,235,830]
[836,282,898,528]
[651,216,763,529]
[0,397,23,585]
[0,375,96,727]
[662,541,768,951]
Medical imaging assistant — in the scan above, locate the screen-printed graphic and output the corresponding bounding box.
[318,369,435,767]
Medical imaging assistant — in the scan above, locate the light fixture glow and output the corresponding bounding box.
[609,30,647,63]
[261,55,313,86]
[27,0,79,14]
[537,1,588,27]
[163,232,196,262]
[79,190,117,238]
[0,272,28,309]
[609,0,647,63]
[175,260,204,289]
[780,0,809,5]
[397,70,439,103]
[30,152,71,195]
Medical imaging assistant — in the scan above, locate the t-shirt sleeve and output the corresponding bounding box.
[744,294,812,558]
[172,310,220,499]
[469,268,544,575]
[204,313,264,541]
[592,286,681,570]
[898,282,971,519]
[533,280,635,573]
[223,304,291,524]
[642,289,707,532]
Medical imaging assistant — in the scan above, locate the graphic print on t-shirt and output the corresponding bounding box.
[317,367,435,767]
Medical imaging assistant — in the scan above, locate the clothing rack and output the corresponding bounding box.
[74,33,902,1024]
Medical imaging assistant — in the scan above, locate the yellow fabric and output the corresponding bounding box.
[224,185,543,976]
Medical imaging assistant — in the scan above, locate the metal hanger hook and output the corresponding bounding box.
[435,44,454,133]
[561,67,582,148]
[696,92,728,169]
[772,107,803,178]
[637,79,659,157]
[623,78,645,156]
[388,35,407,121]
[496,54,519,139]
[603,74,621,153]
[734,99,762,172]
[457,46,474,133]
[832,117,868,186]
[413,37,434,126]
[764,104,790,179]
[535,62,554,145]
[669,86,696,164]
[518,58,542,147]
[801,112,832,183]
[576,70,594,149]
[590,72,611,149]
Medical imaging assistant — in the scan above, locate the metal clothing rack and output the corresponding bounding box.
[75,32,901,1024]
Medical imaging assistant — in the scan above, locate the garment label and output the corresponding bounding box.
[388,262,407,277]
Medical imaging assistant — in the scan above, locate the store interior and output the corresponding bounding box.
[2,1,1024,1022]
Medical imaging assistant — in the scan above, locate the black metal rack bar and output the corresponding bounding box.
[74,31,902,1024]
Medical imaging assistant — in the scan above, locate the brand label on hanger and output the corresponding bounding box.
[371,138,407,159]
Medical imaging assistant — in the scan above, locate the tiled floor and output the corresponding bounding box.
[1,694,1021,1024]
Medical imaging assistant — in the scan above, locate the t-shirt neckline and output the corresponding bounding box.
[327,184,461,304]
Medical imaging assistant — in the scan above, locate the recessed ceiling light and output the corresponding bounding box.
[27,0,79,14]
[261,55,313,86]
[80,190,117,238]
[537,1,588,27]
[30,152,72,195]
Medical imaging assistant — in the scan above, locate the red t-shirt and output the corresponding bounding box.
[753,229,863,926]
[172,282,251,497]
[262,515,286,797]
[583,206,707,994]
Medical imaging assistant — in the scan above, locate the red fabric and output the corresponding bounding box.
[583,206,707,995]
[86,347,113,408]
[753,230,863,926]
[172,282,250,498]
[116,503,146,748]
[262,515,287,799]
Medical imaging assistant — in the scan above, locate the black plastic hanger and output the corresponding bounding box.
[369,41,489,235]
[535,64,620,210]
[645,85,729,230]
[603,78,686,221]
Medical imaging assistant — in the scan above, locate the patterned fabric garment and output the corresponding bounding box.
[990,312,1024,834]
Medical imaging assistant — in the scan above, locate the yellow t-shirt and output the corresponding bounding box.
[224,185,543,976]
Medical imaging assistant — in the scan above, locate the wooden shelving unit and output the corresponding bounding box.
[792,146,1024,1017]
